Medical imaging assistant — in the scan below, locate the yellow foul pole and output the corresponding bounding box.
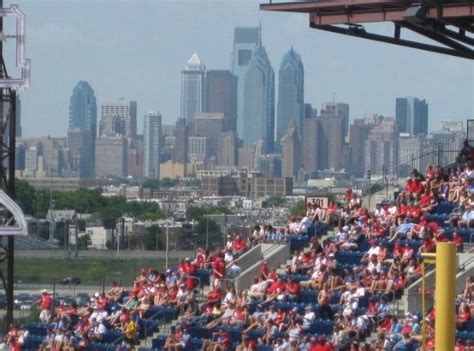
[435,243,456,351]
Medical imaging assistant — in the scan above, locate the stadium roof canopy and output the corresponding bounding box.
[260,0,474,59]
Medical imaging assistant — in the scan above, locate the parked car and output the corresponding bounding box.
[59,277,81,285]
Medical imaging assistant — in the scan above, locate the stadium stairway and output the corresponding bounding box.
[15,234,59,250]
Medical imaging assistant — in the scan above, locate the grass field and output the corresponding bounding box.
[14,257,180,285]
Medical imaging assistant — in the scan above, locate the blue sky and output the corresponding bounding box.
[13,0,474,136]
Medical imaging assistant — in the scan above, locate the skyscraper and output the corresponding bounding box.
[206,70,237,132]
[277,47,304,140]
[396,97,429,136]
[303,115,320,175]
[193,112,226,161]
[232,26,260,137]
[181,53,206,124]
[67,128,93,178]
[364,117,399,175]
[217,131,238,167]
[100,99,137,139]
[320,102,350,139]
[172,118,189,166]
[143,112,162,179]
[318,115,344,170]
[95,136,128,178]
[281,119,301,179]
[68,81,97,139]
[349,115,379,176]
[68,81,97,169]
[243,44,275,154]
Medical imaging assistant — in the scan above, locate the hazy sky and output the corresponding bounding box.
[13,0,474,137]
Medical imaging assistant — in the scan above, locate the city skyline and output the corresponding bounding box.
[17,1,472,138]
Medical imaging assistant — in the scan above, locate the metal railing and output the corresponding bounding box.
[362,134,465,196]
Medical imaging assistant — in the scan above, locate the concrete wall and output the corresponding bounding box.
[235,243,290,292]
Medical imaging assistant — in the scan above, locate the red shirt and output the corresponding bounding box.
[212,258,225,279]
[243,339,257,351]
[423,239,435,252]
[287,281,300,295]
[453,235,463,246]
[233,239,247,252]
[419,194,432,207]
[402,247,414,261]
[269,270,278,282]
[217,332,231,348]
[39,294,52,310]
[261,265,269,280]
[184,263,197,289]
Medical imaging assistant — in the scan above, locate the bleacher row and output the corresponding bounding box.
[23,195,473,350]
[24,305,180,350]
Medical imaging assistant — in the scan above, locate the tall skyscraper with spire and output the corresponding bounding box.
[232,26,260,137]
[277,48,304,140]
[243,42,275,154]
[180,53,206,124]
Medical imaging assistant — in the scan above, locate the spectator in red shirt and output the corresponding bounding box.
[35,289,52,323]
[207,285,222,305]
[236,334,257,351]
[287,279,301,301]
[211,255,226,287]
[233,235,247,254]
[203,329,231,351]
[452,231,464,252]
[261,261,269,280]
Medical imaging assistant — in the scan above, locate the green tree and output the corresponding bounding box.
[194,218,221,249]
[264,196,286,208]
[15,179,37,215]
[142,226,163,250]
[290,200,306,216]
[77,234,92,250]
[185,178,201,187]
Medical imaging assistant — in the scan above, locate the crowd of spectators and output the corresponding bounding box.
[3,141,473,350]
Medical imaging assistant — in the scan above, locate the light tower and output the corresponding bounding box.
[0,1,30,329]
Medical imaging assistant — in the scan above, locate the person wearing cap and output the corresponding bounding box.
[35,289,52,323]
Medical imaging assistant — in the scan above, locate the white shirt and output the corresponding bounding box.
[367,246,381,257]
[299,217,311,233]
[303,311,315,328]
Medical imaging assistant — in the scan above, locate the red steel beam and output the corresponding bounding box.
[260,0,410,13]
[309,5,474,25]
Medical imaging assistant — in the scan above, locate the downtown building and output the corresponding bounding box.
[320,102,350,139]
[364,117,399,176]
[348,115,381,176]
[201,170,292,199]
[281,119,301,180]
[193,112,226,162]
[95,136,128,178]
[143,112,162,179]
[277,48,304,140]
[206,70,237,133]
[181,53,206,124]
[395,97,428,136]
[243,44,275,154]
[68,81,97,177]
[100,99,137,139]
[232,26,260,137]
